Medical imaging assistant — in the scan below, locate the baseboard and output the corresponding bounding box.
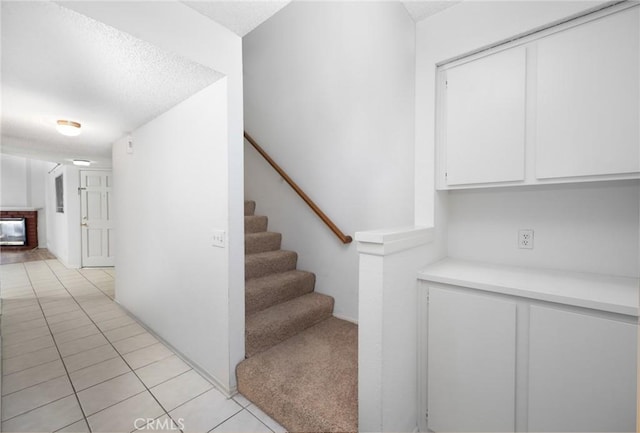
[114,300,237,398]
[333,313,358,325]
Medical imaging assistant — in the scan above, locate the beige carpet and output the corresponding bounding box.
[237,200,358,432]
[237,317,358,432]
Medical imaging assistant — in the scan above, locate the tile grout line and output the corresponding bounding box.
[41,260,187,433]
[1,362,68,398]
[1,392,75,424]
[55,262,246,432]
[1,342,56,361]
[3,260,273,433]
[20,261,92,432]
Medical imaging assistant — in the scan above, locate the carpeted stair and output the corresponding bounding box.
[237,200,358,432]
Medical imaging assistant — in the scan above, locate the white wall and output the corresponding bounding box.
[1,154,28,207]
[415,1,622,276]
[31,159,53,249]
[356,2,624,431]
[113,82,231,392]
[1,153,54,246]
[415,0,607,226]
[243,1,416,321]
[45,164,81,267]
[66,1,245,393]
[448,180,640,278]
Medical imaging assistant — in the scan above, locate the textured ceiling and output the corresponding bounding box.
[1,0,459,166]
[1,1,222,166]
[183,1,291,36]
[402,1,462,22]
[184,1,461,36]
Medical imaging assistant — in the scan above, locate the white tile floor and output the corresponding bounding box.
[0,259,286,433]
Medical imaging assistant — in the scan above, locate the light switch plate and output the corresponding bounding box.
[212,229,226,248]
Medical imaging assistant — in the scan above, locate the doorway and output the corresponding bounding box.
[80,170,114,267]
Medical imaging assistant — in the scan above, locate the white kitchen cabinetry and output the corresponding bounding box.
[535,8,640,179]
[418,259,638,433]
[528,306,637,433]
[437,4,639,190]
[444,48,526,186]
[427,287,516,432]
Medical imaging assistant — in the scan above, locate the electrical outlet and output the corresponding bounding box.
[212,229,226,248]
[518,229,534,249]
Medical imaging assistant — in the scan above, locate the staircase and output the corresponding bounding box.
[237,200,358,432]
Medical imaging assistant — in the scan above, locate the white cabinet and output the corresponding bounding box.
[444,48,526,186]
[528,306,637,432]
[437,5,640,189]
[427,287,517,432]
[418,268,638,433]
[535,7,640,179]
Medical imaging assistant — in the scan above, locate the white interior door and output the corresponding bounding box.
[80,170,114,267]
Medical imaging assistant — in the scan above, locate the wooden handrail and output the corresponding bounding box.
[244,131,353,244]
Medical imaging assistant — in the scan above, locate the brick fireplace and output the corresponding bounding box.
[0,210,38,250]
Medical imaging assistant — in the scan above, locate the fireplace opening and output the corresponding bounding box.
[0,218,27,246]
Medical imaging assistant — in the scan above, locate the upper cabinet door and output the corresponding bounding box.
[535,7,640,179]
[444,48,526,186]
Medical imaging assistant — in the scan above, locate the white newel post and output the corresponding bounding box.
[356,227,434,433]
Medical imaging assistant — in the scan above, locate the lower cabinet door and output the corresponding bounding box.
[528,306,637,432]
[428,287,517,432]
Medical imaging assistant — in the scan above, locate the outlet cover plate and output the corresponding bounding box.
[518,229,534,249]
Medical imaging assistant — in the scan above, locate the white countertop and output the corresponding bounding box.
[418,258,639,317]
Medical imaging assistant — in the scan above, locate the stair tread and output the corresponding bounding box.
[246,269,314,289]
[244,200,256,216]
[245,215,268,233]
[245,250,297,280]
[237,317,357,433]
[246,291,332,325]
[246,249,294,257]
[241,201,355,432]
[246,270,315,315]
[245,292,334,357]
[245,231,280,239]
[245,231,282,254]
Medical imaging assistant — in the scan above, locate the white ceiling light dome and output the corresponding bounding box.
[57,119,82,136]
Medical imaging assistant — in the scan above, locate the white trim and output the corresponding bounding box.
[417,285,429,432]
[332,313,358,325]
[438,1,635,69]
[418,258,639,317]
[355,226,434,256]
[115,300,237,397]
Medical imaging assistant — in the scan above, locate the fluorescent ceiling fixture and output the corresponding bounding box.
[57,120,82,136]
[72,159,91,166]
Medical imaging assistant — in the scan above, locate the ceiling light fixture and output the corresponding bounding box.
[72,159,91,167]
[57,120,82,137]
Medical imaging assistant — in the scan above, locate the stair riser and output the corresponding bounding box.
[245,216,268,233]
[244,200,256,216]
[246,272,316,315]
[245,233,282,255]
[245,252,297,280]
[245,296,334,357]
